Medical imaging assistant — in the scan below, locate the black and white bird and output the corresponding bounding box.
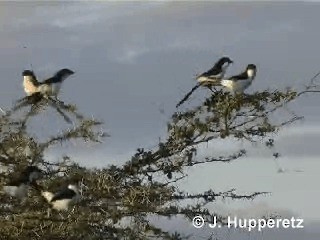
[176,57,233,108]
[41,184,80,211]
[2,166,42,200]
[219,64,257,94]
[22,69,74,98]
[196,56,233,84]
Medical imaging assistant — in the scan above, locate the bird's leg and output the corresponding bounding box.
[207,85,217,93]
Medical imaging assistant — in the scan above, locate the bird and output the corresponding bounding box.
[196,56,233,84]
[2,166,43,200]
[22,70,40,96]
[176,56,233,108]
[18,69,75,123]
[37,68,75,98]
[219,64,257,94]
[41,184,80,212]
[22,68,74,98]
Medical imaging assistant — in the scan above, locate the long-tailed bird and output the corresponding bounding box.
[3,166,43,200]
[41,184,80,211]
[196,56,233,84]
[22,69,74,98]
[219,64,257,94]
[176,57,233,108]
[18,69,75,123]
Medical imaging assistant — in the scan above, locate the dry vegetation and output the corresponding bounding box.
[0,74,319,239]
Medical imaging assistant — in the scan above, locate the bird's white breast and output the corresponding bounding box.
[41,191,55,202]
[197,76,210,83]
[23,76,38,96]
[247,69,255,79]
[221,79,252,93]
[220,79,234,89]
[196,68,227,84]
[51,199,73,211]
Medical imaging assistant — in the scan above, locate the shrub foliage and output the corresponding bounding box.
[0,76,319,239]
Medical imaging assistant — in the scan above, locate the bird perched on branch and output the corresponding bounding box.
[41,184,80,212]
[218,64,257,94]
[2,166,43,200]
[176,56,233,108]
[196,56,233,84]
[22,68,75,98]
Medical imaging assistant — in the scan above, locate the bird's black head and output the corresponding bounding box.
[55,68,75,78]
[247,64,257,71]
[246,64,257,78]
[22,70,36,77]
[218,57,233,65]
[214,57,233,69]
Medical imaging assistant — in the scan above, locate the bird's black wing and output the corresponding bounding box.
[200,66,221,78]
[51,188,76,202]
[41,76,59,84]
[229,71,248,81]
[176,83,201,108]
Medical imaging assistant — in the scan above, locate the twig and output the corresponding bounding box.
[309,69,320,86]
[297,90,320,97]
[48,99,72,123]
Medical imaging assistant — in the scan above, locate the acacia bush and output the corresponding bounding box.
[0,75,319,239]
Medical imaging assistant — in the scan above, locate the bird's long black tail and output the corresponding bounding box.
[176,83,201,108]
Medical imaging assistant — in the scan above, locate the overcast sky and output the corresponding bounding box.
[0,1,320,239]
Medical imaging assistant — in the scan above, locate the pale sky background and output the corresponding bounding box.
[0,1,320,239]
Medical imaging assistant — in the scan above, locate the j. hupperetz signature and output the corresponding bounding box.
[208,216,304,231]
